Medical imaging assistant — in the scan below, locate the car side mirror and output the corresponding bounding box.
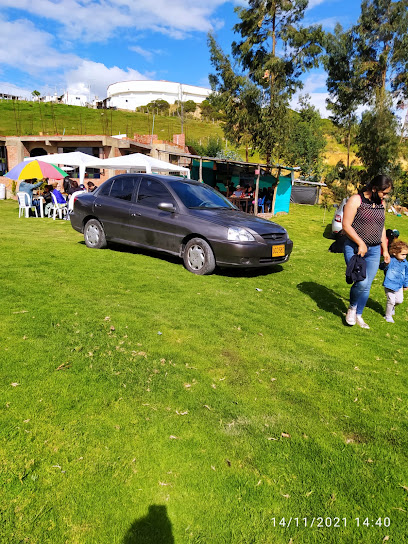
[158,202,176,213]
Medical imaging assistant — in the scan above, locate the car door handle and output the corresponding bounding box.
[131,212,141,217]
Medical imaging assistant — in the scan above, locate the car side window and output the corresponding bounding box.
[137,179,175,208]
[97,179,113,196]
[110,176,137,201]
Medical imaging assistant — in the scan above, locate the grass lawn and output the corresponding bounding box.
[1,199,407,544]
[0,100,224,143]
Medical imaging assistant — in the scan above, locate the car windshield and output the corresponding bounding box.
[168,181,235,209]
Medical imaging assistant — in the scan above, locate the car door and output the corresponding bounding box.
[127,176,186,253]
[93,176,138,240]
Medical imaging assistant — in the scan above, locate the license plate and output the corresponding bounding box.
[272,245,285,257]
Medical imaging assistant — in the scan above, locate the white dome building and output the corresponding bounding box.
[106,80,211,111]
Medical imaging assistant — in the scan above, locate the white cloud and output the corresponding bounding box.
[291,91,331,118]
[290,74,330,117]
[0,81,32,98]
[129,46,154,61]
[1,0,227,42]
[305,16,347,30]
[307,0,329,8]
[0,15,152,99]
[64,60,149,99]
[0,16,78,73]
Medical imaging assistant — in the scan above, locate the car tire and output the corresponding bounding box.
[84,219,107,249]
[183,237,216,275]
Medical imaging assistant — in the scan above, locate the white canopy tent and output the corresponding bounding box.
[24,152,101,185]
[87,153,190,178]
[24,151,190,182]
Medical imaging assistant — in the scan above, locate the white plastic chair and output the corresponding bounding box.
[50,192,68,220]
[17,191,38,218]
[68,190,86,212]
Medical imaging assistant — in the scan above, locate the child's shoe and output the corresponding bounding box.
[385,315,395,323]
[356,315,370,329]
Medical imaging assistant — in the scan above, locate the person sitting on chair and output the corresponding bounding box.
[51,182,67,203]
[66,180,82,196]
[18,178,43,206]
[233,185,244,197]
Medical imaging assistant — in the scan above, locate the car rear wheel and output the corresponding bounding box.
[84,219,107,249]
[183,237,215,275]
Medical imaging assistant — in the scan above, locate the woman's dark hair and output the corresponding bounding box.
[366,174,393,192]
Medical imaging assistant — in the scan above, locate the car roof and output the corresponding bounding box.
[113,173,201,186]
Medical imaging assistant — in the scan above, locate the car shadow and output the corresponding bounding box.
[218,265,283,278]
[78,240,181,267]
[78,240,284,277]
[122,505,174,544]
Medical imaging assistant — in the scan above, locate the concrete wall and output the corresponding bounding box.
[107,80,211,111]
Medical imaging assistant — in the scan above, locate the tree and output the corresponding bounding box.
[208,0,324,163]
[231,0,325,161]
[187,136,223,157]
[352,0,408,106]
[324,24,361,168]
[208,35,262,162]
[145,99,170,114]
[285,95,326,180]
[356,90,401,178]
[31,90,41,101]
[184,100,197,113]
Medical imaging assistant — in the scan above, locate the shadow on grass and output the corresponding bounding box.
[298,281,385,320]
[323,223,334,240]
[78,240,181,267]
[78,240,284,277]
[365,297,385,316]
[297,281,347,319]
[122,505,174,544]
[217,265,283,278]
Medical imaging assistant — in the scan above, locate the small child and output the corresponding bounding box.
[381,240,408,323]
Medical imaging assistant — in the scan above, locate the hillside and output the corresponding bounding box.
[2,100,404,170]
[0,100,224,144]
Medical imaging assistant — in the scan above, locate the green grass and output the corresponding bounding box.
[1,200,408,543]
[0,100,224,144]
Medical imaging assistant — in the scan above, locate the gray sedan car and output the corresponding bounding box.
[70,174,293,275]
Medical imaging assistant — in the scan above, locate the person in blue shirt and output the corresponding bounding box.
[18,178,43,205]
[381,239,408,323]
[51,181,67,204]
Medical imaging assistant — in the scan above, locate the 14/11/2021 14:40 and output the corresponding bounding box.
[271,517,391,528]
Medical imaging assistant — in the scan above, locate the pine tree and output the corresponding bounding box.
[324,24,361,168]
[286,95,327,180]
[356,91,401,178]
[208,0,324,163]
[352,0,408,106]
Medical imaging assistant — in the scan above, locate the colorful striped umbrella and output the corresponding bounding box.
[5,159,68,180]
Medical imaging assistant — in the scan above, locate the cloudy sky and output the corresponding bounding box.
[0,1,365,117]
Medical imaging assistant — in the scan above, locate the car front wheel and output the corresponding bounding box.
[84,219,107,249]
[183,237,215,275]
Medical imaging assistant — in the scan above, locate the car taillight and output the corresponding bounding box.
[335,214,342,222]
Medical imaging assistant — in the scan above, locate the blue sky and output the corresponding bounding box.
[0,1,371,117]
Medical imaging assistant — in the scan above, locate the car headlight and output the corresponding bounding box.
[227,227,255,242]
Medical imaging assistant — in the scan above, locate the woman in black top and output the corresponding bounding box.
[342,175,393,329]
